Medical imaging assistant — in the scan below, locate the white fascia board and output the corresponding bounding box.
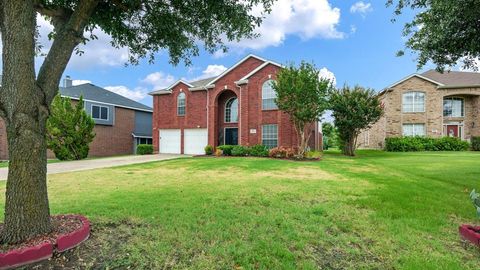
[387,74,444,89]
[205,54,268,86]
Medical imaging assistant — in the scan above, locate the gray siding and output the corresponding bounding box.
[134,111,152,136]
[84,101,115,126]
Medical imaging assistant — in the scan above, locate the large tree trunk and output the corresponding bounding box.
[0,0,51,243]
[342,135,357,156]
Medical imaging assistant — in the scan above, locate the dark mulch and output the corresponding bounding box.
[0,215,83,253]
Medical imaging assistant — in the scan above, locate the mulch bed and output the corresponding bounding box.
[0,215,83,253]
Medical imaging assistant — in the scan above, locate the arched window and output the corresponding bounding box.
[177,92,186,116]
[402,91,425,113]
[225,97,238,123]
[262,80,277,110]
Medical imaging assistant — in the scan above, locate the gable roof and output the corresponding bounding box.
[60,84,152,112]
[421,69,480,88]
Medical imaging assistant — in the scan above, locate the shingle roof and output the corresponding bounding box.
[189,77,217,88]
[60,84,152,112]
[421,70,480,87]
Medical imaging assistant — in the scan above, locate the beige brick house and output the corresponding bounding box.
[358,70,480,149]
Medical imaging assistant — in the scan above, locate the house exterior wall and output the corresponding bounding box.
[357,76,480,149]
[152,56,320,154]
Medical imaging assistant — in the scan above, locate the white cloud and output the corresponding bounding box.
[141,72,176,90]
[104,85,148,101]
[350,1,373,17]
[319,67,337,87]
[227,0,343,51]
[192,65,227,81]
[72,79,91,86]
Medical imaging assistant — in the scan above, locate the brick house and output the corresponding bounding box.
[358,70,480,149]
[0,77,153,159]
[149,54,322,155]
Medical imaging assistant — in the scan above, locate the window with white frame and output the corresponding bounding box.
[443,97,464,117]
[91,105,109,120]
[402,91,425,113]
[225,97,238,123]
[262,80,278,110]
[262,124,278,148]
[177,92,186,116]
[402,123,425,136]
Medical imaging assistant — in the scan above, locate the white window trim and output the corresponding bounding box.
[443,97,465,118]
[402,91,426,113]
[261,124,278,148]
[91,104,109,121]
[402,123,426,137]
[262,80,278,110]
[177,92,186,116]
[224,97,238,123]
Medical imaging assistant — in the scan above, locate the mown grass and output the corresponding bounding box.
[1,150,480,269]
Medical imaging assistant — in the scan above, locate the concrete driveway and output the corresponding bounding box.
[0,154,187,180]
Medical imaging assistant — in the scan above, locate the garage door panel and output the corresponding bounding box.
[159,129,181,154]
[184,129,208,155]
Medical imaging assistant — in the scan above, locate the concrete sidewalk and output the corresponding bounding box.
[0,154,187,180]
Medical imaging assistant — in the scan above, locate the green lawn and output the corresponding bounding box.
[1,150,480,269]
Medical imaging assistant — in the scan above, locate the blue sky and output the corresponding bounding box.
[37,1,429,108]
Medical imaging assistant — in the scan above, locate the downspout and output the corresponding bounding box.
[206,87,209,145]
[237,84,242,145]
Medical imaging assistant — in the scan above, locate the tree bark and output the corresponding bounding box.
[343,135,357,156]
[0,0,51,243]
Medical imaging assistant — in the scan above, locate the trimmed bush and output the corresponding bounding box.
[215,148,223,157]
[269,146,297,158]
[204,145,214,155]
[232,145,248,156]
[305,150,322,160]
[472,137,480,151]
[137,144,153,155]
[217,145,235,156]
[385,136,469,152]
[249,144,269,157]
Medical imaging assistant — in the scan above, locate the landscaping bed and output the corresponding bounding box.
[0,215,90,269]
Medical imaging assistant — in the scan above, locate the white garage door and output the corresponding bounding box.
[159,129,181,154]
[184,129,208,155]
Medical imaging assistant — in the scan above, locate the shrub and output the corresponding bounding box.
[204,145,214,155]
[137,144,153,155]
[471,137,480,151]
[269,146,297,158]
[249,144,269,157]
[385,136,469,152]
[217,145,235,156]
[215,148,223,157]
[231,145,248,156]
[305,150,322,160]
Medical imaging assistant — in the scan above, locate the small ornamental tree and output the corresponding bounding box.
[330,85,383,156]
[273,62,331,158]
[321,122,338,150]
[47,95,95,160]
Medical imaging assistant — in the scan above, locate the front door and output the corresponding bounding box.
[225,128,238,145]
[446,125,459,137]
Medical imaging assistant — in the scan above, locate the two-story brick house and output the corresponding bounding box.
[149,54,321,155]
[358,70,480,149]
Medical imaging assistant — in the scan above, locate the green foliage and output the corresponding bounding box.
[217,145,235,156]
[305,150,322,160]
[231,145,249,156]
[388,0,480,71]
[248,144,269,157]
[137,144,153,155]
[329,85,383,156]
[471,137,480,151]
[322,122,338,149]
[272,62,331,157]
[470,189,480,218]
[204,145,214,155]
[46,95,95,160]
[268,146,297,159]
[385,136,470,152]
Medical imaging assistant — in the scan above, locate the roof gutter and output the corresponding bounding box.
[437,84,480,89]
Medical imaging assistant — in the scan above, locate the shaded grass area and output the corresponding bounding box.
[1,150,480,269]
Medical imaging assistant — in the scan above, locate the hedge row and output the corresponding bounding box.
[212,144,269,157]
[472,136,480,151]
[385,136,470,152]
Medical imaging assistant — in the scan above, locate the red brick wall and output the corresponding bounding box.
[152,56,320,153]
[0,104,137,160]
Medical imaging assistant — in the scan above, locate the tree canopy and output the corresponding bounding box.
[388,0,480,71]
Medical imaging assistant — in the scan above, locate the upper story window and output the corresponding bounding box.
[443,97,464,117]
[177,92,186,116]
[262,80,278,110]
[91,104,109,120]
[402,91,425,113]
[225,97,238,123]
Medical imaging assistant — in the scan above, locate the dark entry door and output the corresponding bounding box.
[446,125,459,137]
[225,128,238,145]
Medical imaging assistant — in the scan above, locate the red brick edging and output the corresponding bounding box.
[0,215,90,270]
[459,224,480,247]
